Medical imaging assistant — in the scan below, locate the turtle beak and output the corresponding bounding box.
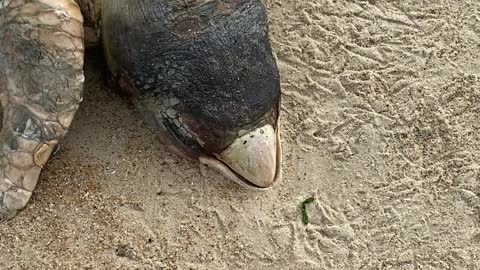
[199,124,282,189]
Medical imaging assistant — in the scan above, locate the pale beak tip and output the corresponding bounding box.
[218,124,280,188]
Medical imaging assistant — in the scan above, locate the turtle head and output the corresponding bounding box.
[138,1,282,189]
[136,24,283,189]
[101,0,282,189]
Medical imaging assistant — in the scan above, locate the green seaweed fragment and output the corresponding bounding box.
[301,197,315,225]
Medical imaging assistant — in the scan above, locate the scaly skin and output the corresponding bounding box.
[0,0,84,220]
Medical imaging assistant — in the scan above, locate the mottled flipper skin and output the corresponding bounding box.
[0,0,84,220]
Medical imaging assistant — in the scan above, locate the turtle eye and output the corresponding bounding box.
[161,113,206,157]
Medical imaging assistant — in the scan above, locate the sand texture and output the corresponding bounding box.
[1,0,480,269]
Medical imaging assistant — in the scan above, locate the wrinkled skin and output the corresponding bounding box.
[0,0,281,220]
[0,0,84,219]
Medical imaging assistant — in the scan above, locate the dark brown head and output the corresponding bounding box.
[102,0,282,188]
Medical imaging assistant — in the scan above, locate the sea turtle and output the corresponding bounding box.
[0,0,281,220]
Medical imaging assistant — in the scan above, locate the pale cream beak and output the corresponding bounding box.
[199,124,282,190]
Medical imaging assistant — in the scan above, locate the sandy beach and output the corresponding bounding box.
[1,0,480,269]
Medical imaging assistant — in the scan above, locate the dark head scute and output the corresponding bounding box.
[171,2,280,128]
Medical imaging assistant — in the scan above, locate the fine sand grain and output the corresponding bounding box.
[1,0,480,269]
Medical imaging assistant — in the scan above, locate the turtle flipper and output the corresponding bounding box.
[0,0,84,220]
